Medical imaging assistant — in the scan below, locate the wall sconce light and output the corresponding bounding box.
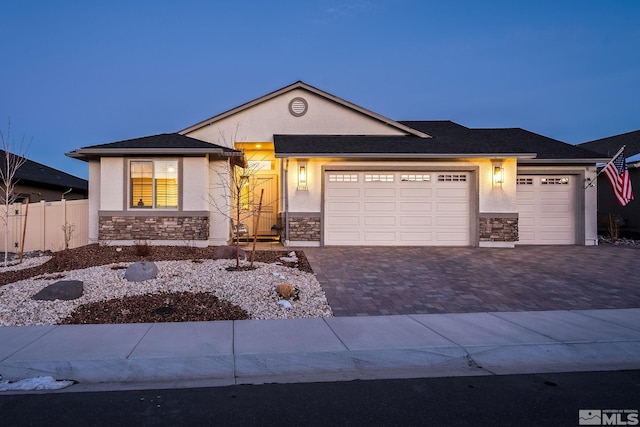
[493,166,504,185]
[297,163,308,190]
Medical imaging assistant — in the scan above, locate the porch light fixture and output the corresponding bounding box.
[493,166,505,185]
[297,163,308,190]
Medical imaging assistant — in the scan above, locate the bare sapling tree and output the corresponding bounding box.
[207,125,265,269]
[0,120,30,267]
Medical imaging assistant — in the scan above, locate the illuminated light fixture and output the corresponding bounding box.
[493,166,504,185]
[256,144,262,148]
[297,163,308,190]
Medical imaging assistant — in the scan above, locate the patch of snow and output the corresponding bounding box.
[0,376,74,391]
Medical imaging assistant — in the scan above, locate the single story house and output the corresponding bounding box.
[578,130,640,236]
[66,81,604,248]
[2,151,88,202]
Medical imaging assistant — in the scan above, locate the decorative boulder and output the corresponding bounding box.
[32,280,84,301]
[124,261,158,282]
[213,245,247,261]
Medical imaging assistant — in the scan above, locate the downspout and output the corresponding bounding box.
[283,158,290,247]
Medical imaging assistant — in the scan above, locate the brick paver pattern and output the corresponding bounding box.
[303,245,640,317]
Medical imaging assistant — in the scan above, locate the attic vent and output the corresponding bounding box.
[289,97,308,117]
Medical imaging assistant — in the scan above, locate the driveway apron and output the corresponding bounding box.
[303,246,640,317]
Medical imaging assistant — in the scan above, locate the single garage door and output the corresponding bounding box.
[516,175,575,244]
[324,171,470,246]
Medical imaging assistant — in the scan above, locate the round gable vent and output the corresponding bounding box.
[288,97,308,117]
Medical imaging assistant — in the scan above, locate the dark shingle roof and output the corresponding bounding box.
[398,120,470,135]
[0,151,87,191]
[274,125,604,161]
[578,130,640,158]
[66,133,243,161]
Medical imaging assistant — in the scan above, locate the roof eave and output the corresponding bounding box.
[275,153,538,159]
[66,147,243,160]
[518,158,606,165]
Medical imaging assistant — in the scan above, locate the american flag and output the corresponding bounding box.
[602,148,634,206]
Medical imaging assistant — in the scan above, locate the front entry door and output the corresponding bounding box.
[244,174,278,237]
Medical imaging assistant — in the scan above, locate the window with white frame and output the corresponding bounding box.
[130,160,178,209]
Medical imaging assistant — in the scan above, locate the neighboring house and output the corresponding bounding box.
[66,81,604,248]
[1,150,88,202]
[578,130,640,236]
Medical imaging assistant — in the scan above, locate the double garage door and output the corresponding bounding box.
[324,171,470,246]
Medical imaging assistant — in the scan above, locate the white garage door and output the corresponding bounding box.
[324,171,470,246]
[516,175,575,244]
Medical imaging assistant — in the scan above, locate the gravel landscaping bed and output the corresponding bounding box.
[0,245,331,326]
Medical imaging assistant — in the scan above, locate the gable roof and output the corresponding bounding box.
[66,133,244,162]
[0,151,87,192]
[577,130,640,158]
[275,123,605,162]
[179,81,430,138]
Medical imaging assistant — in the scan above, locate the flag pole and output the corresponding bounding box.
[584,145,626,189]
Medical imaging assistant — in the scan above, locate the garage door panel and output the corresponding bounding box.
[326,231,361,242]
[540,204,572,214]
[400,188,432,198]
[365,188,396,197]
[437,202,468,212]
[364,216,396,226]
[325,171,470,246]
[327,215,360,226]
[400,216,432,226]
[400,232,432,242]
[437,216,468,226]
[327,201,360,211]
[364,202,396,212]
[436,188,467,198]
[326,188,360,198]
[364,231,397,242]
[400,202,432,212]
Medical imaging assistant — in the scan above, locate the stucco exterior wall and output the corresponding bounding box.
[100,157,124,211]
[182,157,209,211]
[88,160,101,244]
[207,159,232,245]
[185,89,408,146]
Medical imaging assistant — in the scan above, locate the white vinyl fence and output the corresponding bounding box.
[0,199,89,253]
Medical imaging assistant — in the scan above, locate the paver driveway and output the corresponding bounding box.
[303,245,640,317]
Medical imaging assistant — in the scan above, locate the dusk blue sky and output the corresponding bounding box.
[1,1,639,180]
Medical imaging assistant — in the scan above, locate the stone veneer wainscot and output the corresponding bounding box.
[479,214,519,242]
[277,213,321,242]
[99,215,209,241]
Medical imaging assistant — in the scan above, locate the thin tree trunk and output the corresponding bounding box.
[250,189,264,268]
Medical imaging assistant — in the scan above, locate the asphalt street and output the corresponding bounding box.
[1,370,639,426]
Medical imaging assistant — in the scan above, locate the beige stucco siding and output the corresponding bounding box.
[88,160,101,243]
[207,159,232,245]
[182,157,209,211]
[100,157,124,211]
[185,89,408,146]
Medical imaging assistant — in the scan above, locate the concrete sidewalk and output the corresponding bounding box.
[1,308,639,393]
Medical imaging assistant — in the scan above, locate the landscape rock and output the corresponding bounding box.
[278,300,292,309]
[213,245,248,261]
[279,251,298,263]
[32,280,84,301]
[124,261,158,282]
